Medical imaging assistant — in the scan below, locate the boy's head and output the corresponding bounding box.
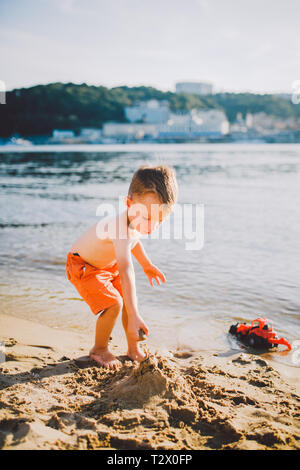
[126,165,178,235]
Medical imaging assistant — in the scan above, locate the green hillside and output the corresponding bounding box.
[0,82,298,137]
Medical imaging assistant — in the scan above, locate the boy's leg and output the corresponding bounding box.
[89,298,123,369]
[122,303,146,362]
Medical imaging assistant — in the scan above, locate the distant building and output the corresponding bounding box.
[52,130,75,140]
[230,113,253,134]
[158,109,229,139]
[228,111,300,142]
[103,103,229,141]
[79,128,102,142]
[251,112,299,133]
[245,113,254,128]
[102,122,158,140]
[125,99,169,124]
[175,81,213,96]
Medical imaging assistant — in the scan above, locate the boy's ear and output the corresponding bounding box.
[124,196,132,208]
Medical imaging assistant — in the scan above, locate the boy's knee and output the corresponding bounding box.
[109,297,123,315]
[98,298,123,318]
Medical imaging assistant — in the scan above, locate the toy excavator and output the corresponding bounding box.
[229,317,291,351]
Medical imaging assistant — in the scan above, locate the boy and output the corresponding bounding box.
[66,164,178,369]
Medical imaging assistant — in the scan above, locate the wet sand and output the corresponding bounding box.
[0,313,299,450]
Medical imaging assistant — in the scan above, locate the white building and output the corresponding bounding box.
[251,112,300,132]
[176,81,213,96]
[230,112,253,134]
[102,122,158,139]
[158,109,229,139]
[79,128,102,141]
[125,99,169,124]
[52,130,75,140]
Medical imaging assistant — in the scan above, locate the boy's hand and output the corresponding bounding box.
[144,264,166,286]
[127,315,149,342]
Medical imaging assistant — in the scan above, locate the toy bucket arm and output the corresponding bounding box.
[269,337,292,351]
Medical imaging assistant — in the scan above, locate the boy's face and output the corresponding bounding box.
[126,192,171,235]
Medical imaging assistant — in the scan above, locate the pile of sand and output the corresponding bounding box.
[0,314,299,450]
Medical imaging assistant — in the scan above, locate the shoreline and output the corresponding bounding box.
[0,313,299,450]
[1,142,300,154]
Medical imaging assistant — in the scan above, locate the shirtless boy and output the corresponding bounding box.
[66,165,178,369]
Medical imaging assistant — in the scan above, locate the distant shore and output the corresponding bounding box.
[1,141,300,154]
[0,313,299,450]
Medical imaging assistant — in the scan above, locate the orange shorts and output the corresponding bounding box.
[65,252,123,315]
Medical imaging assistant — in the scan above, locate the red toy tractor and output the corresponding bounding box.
[229,317,291,350]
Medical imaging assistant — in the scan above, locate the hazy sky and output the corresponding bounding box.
[1,0,299,93]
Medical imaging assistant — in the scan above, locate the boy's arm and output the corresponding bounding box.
[112,235,149,340]
[132,240,166,286]
[131,240,152,270]
[113,236,139,318]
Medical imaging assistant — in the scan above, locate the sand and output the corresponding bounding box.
[0,313,299,450]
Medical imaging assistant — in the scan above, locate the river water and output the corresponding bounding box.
[1,143,299,365]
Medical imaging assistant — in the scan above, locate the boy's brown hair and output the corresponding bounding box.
[128,165,178,207]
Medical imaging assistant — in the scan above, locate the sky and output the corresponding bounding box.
[0,0,299,93]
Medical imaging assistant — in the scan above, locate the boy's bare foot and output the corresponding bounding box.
[127,345,147,362]
[89,348,122,369]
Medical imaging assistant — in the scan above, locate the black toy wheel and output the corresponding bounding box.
[248,334,269,349]
[229,324,238,335]
[236,332,244,342]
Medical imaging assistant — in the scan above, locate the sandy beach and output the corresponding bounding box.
[0,313,299,450]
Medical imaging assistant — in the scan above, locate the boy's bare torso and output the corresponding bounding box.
[71,210,141,269]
